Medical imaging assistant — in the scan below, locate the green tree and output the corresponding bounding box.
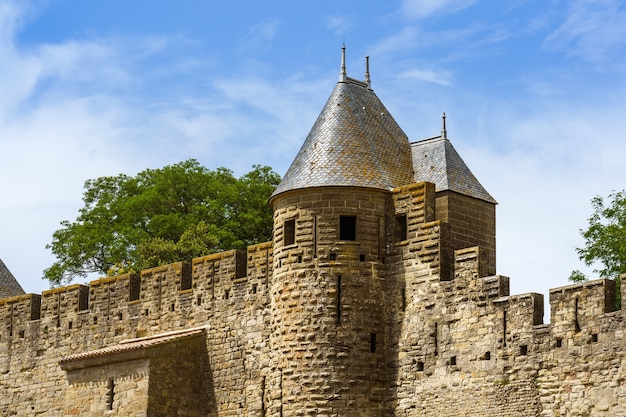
[44,160,280,286]
[569,191,626,292]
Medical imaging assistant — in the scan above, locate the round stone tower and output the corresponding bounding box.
[267,48,414,416]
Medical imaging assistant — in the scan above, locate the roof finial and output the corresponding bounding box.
[365,56,371,88]
[340,44,347,82]
[441,112,447,139]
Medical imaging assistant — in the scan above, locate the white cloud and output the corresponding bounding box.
[401,0,478,19]
[326,14,353,35]
[236,19,280,54]
[544,0,626,63]
[398,68,454,86]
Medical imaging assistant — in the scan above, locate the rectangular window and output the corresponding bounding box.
[339,215,357,241]
[284,219,296,246]
[395,214,407,241]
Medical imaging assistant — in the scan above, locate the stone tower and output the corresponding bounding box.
[267,47,498,416]
[268,47,415,416]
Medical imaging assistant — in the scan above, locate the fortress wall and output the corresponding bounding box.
[550,279,617,336]
[0,243,273,416]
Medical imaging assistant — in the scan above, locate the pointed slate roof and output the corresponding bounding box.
[0,258,26,299]
[411,135,496,204]
[271,53,414,199]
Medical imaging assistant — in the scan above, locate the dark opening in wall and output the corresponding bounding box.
[106,378,115,410]
[395,214,407,241]
[417,361,424,371]
[78,286,89,311]
[591,333,598,343]
[480,351,491,360]
[284,219,296,246]
[180,263,192,291]
[225,290,230,300]
[337,275,342,325]
[574,297,581,333]
[339,215,357,241]
[330,253,337,261]
[68,321,73,330]
[252,284,258,295]
[370,333,377,353]
[359,254,366,262]
[519,345,528,356]
[129,274,141,301]
[450,356,456,366]
[235,250,247,279]
[556,338,563,348]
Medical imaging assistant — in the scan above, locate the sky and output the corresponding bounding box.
[1,0,625,319]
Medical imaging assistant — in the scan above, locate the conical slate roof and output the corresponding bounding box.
[0,258,25,299]
[411,135,496,204]
[271,74,414,199]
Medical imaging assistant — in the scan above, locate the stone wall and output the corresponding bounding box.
[1,182,626,416]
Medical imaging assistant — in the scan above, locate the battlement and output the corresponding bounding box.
[0,242,273,346]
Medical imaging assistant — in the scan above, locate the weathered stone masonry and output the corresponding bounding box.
[1,50,626,416]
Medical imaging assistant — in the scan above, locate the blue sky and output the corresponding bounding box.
[1,0,625,313]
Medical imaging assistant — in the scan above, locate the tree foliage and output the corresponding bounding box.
[45,160,280,286]
[569,191,626,288]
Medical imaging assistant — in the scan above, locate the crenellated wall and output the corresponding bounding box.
[1,181,626,416]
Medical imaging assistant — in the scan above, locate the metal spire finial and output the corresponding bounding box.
[365,56,371,88]
[340,44,347,82]
[441,112,447,139]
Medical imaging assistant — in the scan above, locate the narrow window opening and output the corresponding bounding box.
[591,333,598,343]
[337,276,342,325]
[225,290,230,300]
[197,295,202,305]
[395,214,407,241]
[556,338,563,348]
[330,253,337,261]
[106,378,115,410]
[297,255,302,263]
[574,298,581,332]
[18,330,25,338]
[284,219,296,246]
[502,310,507,347]
[144,309,149,316]
[118,312,123,320]
[370,333,377,353]
[170,303,175,312]
[68,321,73,330]
[416,361,424,371]
[261,376,266,417]
[313,216,318,259]
[252,284,258,295]
[339,215,357,241]
[520,345,528,356]
[359,254,366,262]
[450,356,456,366]
[93,317,98,325]
[433,323,438,357]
